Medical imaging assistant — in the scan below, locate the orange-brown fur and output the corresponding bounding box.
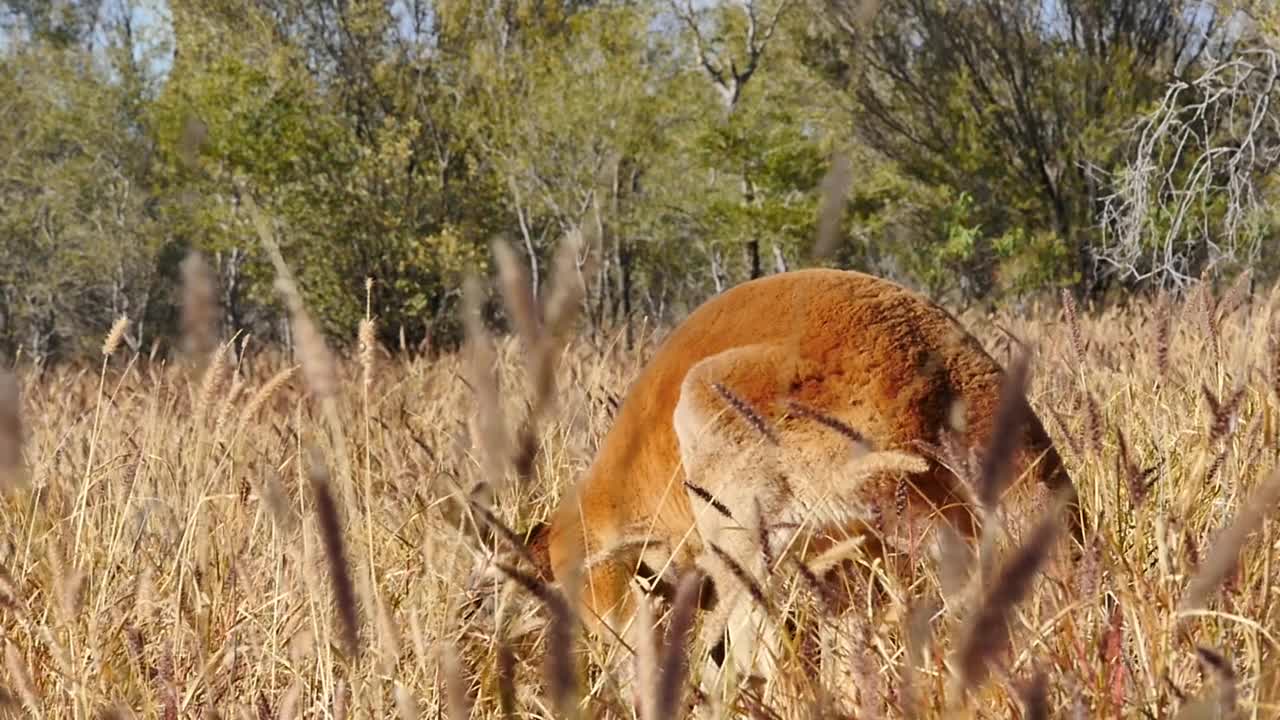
[540,268,1075,681]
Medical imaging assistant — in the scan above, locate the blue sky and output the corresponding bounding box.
[0,0,177,79]
[122,0,174,79]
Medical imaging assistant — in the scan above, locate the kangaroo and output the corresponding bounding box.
[524,268,1077,699]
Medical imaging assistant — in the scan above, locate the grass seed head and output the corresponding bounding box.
[493,239,541,351]
[1180,466,1280,616]
[1061,289,1084,363]
[463,274,511,487]
[1195,646,1237,714]
[194,340,232,422]
[308,448,360,659]
[442,643,472,720]
[978,350,1031,509]
[358,317,378,391]
[656,569,704,720]
[788,400,871,451]
[4,642,38,713]
[293,309,337,401]
[709,542,769,611]
[239,365,296,427]
[180,250,219,363]
[543,228,592,344]
[103,315,130,357]
[957,494,1064,691]
[0,370,23,487]
[712,382,778,445]
[813,151,854,262]
[1154,289,1173,382]
[1018,670,1050,720]
[394,683,420,720]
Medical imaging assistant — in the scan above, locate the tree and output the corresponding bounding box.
[1096,40,1280,289]
[669,0,802,280]
[1,0,104,48]
[150,0,502,349]
[806,0,1249,299]
[0,1,169,359]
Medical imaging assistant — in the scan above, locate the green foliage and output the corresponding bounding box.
[148,0,503,347]
[2,0,1278,360]
[0,39,162,357]
[692,96,827,267]
[800,0,1273,300]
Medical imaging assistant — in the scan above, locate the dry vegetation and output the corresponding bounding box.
[2,259,1280,719]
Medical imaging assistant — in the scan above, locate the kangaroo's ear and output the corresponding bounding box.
[522,520,553,582]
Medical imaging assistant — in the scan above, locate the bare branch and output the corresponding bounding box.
[670,0,795,107]
[1094,48,1280,291]
[669,0,729,93]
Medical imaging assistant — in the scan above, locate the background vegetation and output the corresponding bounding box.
[3,0,1280,361]
[5,3,1280,716]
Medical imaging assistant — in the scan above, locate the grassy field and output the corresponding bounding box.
[2,272,1280,719]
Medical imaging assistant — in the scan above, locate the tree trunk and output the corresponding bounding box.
[773,245,788,273]
[743,176,761,279]
[618,239,633,350]
[518,209,540,300]
[711,248,726,293]
[221,247,244,337]
[598,254,612,332]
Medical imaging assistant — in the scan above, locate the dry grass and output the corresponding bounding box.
[2,274,1280,719]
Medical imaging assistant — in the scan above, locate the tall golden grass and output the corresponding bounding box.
[1,271,1279,718]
